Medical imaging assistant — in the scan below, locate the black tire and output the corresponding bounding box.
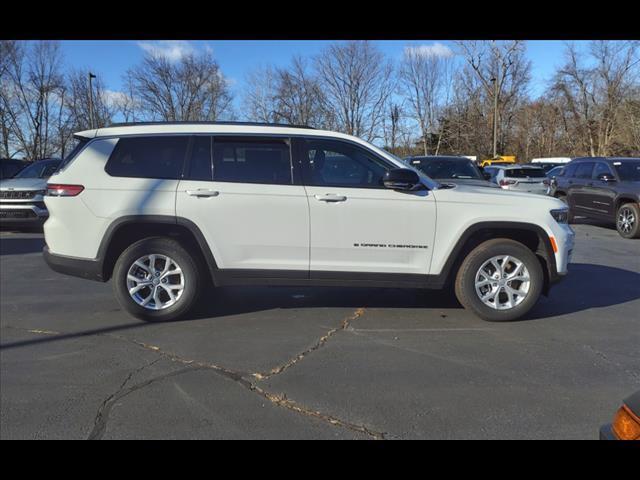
[616,202,640,239]
[454,239,544,322]
[112,236,202,322]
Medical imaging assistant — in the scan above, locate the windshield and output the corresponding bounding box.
[504,168,546,179]
[411,158,482,180]
[612,160,640,181]
[13,159,61,179]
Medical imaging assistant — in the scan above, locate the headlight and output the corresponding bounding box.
[550,208,569,224]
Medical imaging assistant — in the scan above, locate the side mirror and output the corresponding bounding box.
[482,171,492,180]
[597,173,616,182]
[383,168,422,191]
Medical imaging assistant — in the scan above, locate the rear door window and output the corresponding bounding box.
[212,138,292,185]
[574,162,595,179]
[106,136,189,179]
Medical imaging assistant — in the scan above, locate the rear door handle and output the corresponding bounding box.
[187,189,219,198]
[314,194,347,202]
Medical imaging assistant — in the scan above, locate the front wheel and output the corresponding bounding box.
[616,203,640,239]
[112,237,202,321]
[454,239,544,322]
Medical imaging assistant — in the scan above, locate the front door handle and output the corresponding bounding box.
[314,194,347,202]
[187,189,219,198]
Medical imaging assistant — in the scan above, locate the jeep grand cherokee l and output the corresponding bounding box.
[0,158,61,227]
[42,122,574,322]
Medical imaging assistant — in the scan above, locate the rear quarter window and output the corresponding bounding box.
[105,136,189,179]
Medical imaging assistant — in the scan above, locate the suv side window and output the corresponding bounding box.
[106,136,189,179]
[563,163,578,178]
[574,162,595,179]
[301,138,390,188]
[212,138,292,185]
[593,162,613,179]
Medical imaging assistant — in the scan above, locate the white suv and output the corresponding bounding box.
[43,122,574,322]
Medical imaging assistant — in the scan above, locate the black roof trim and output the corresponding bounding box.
[104,121,314,130]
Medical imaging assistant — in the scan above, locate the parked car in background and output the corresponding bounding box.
[600,390,640,440]
[545,166,565,195]
[0,158,26,180]
[491,165,549,195]
[530,157,572,173]
[552,157,640,238]
[404,155,498,188]
[478,155,517,168]
[0,158,61,228]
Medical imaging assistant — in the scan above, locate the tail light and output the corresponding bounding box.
[46,184,84,197]
[499,179,517,186]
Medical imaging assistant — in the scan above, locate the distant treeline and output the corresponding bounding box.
[1,40,638,162]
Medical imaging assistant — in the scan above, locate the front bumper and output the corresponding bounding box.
[0,202,48,225]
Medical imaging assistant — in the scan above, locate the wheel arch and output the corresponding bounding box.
[98,215,219,284]
[436,222,557,295]
[614,196,639,212]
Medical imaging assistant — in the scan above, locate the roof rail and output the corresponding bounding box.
[105,121,314,129]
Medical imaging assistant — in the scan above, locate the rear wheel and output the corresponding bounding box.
[113,237,202,321]
[454,239,544,322]
[616,203,640,239]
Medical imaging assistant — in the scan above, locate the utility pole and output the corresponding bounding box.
[88,72,96,129]
[491,76,498,158]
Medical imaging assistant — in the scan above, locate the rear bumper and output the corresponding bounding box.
[43,245,105,281]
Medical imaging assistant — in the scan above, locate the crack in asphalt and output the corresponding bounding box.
[100,308,386,440]
[253,307,366,381]
[87,356,167,440]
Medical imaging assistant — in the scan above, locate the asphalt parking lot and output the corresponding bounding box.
[1,221,639,439]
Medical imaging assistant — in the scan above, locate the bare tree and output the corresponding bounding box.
[0,40,18,157]
[243,56,327,127]
[554,41,640,156]
[243,65,278,123]
[315,41,394,142]
[455,40,531,158]
[66,69,114,131]
[0,41,67,160]
[125,50,234,121]
[271,56,326,126]
[399,45,455,155]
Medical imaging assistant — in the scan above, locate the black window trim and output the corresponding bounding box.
[97,131,406,186]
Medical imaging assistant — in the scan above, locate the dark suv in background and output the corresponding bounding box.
[552,157,640,238]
